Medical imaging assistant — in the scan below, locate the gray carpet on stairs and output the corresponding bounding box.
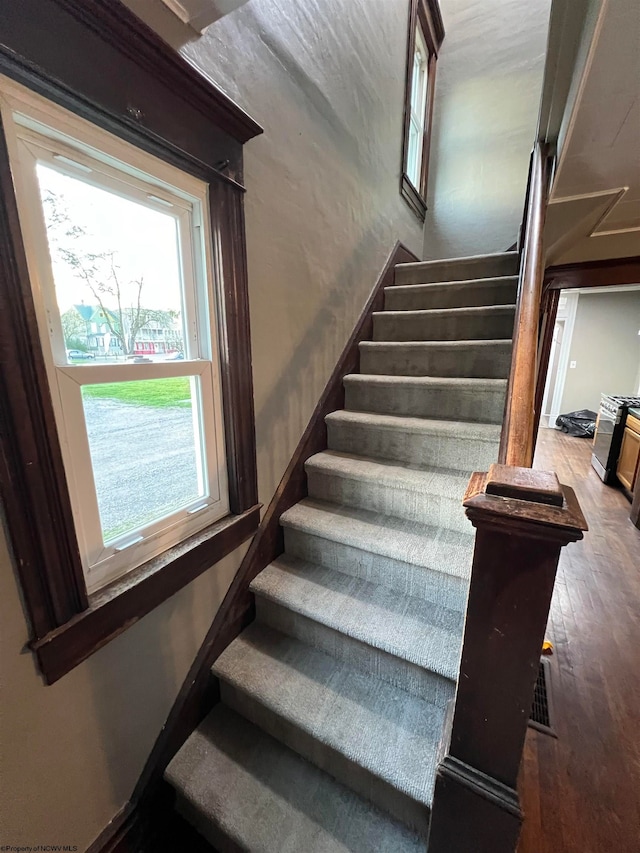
[252,555,462,701]
[306,450,473,532]
[281,499,473,609]
[373,304,516,342]
[326,410,501,470]
[384,276,518,310]
[165,705,426,853]
[214,623,445,835]
[359,339,512,378]
[394,250,519,284]
[344,374,507,423]
[165,251,517,851]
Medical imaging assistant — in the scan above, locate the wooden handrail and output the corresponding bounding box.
[499,142,554,467]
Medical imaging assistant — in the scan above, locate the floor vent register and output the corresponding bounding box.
[529,658,556,737]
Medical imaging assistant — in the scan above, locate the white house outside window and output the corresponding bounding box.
[0,77,229,593]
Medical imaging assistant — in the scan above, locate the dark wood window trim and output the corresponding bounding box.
[400,0,444,221]
[0,0,262,684]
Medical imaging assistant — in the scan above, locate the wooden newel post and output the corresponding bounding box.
[427,464,587,853]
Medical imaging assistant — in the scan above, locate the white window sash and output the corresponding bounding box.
[406,23,430,190]
[57,362,223,590]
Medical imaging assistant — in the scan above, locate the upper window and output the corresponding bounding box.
[406,24,430,189]
[1,78,229,593]
[401,0,443,220]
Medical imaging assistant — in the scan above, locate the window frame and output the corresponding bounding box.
[4,97,231,593]
[0,0,262,684]
[400,0,444,221]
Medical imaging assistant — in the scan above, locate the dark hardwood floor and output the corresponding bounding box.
[518,428,640,853]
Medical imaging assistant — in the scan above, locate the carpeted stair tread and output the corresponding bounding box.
[374,304,515,321]
[281,498,474,581]
[384,275,518,311]
[305,450,470,531]
[251,556,463,683]
[326,409,500,470]
[165,704,425,853]
[307,447,471,483]
[325,409,500,471]
[344,374,507,423]
[213,623,446,832]
[359,338,512,378]
[326,409,500,440]
[394,251,519,284]
[373,304,516,342]
[252,570,458,705]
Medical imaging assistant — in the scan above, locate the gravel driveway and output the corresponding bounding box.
[83,398,201,540]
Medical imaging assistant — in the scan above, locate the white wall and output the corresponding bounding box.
[423,0,551,259]
[0,523,246,849]
[170,0,426,501]
[1,1,424,848]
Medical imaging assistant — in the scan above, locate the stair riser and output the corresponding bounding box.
[373,310,515,342]
[359,342,512,378]
[282,527,470,608]
[384,280,518,311]
[395,254,519,284]
[219,681,431,836]
[255,597,456,706]
[326,419,500,471]
[307,468,470,534]
[345,381,506,423]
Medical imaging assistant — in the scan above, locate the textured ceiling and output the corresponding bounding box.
[549,0,640,263]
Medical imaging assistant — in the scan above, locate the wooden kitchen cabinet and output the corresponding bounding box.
[617,414,640,492]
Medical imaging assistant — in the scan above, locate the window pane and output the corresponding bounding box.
[410,51,426,118]
[407,120,422,188]
[81,377,205,544]
[36,165,186,364]
[406,23,430,191]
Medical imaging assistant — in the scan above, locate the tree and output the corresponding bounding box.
[60,307,88,349]
[42,190,181,356]
[72,252,157,356]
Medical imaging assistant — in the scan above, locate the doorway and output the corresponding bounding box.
[539,291,578,427]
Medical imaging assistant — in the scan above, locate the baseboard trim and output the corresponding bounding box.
[438,755,522,818]
[86,784,218,852]
[129,239,419,817]
[428,756,523,853]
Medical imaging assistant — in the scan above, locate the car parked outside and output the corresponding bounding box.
[67,349,96,360]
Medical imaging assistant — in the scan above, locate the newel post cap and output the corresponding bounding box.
[463,465,588,543]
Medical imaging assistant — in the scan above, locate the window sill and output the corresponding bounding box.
[30,504,261,684]
[401,172,427,222]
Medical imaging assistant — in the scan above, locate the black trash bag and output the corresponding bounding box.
[554,409,598,438]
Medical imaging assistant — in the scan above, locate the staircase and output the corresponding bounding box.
[165,251,519,851]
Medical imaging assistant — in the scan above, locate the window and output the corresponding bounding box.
[0,0,262,684]
[1,79,229,592]
[406,24,430,189]
[400,0,444,220]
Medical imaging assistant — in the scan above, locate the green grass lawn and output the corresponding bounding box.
[83,377,192,408]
